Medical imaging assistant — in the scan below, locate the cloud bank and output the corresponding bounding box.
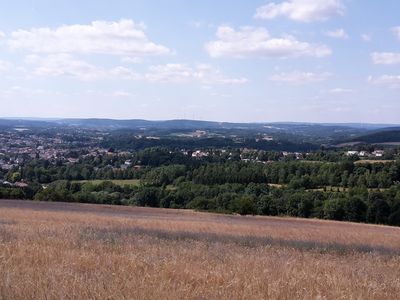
[8,19,171,56]
[205,26,331,58]
[255,0,345,22]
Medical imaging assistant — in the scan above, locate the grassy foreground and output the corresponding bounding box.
[1,200,400,299]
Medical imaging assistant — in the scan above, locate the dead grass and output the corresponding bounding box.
[1,200,400,299]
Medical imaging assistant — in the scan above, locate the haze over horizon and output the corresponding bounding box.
[0,0,399,123]
[1,116,400,127]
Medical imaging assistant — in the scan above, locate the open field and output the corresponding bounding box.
[307,186,389,192]
[1,200,400,299]
[268,184,387,193]
[267,183,285,188]
[71,179,141,186]
[354,159,396,164]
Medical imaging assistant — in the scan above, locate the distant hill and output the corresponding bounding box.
[0,119,58,128]
[54,119,388,137]
[55,118,257,130]
[1,118,399,145]
[0,117,396,130]
[344,128,400,144]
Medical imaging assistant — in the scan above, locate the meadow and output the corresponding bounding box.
[71,179,141,186]
[1,200,400,299]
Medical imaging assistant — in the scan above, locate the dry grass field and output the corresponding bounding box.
[1,200,400,299]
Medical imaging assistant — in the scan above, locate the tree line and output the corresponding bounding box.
[2,148,400,226]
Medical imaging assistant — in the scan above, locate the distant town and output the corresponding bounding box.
[0,119,397,191]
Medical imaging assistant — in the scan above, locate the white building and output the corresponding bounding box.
[372,150,384,157]
[346,151,359,156]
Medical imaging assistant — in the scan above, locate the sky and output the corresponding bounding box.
[0,0,399,123]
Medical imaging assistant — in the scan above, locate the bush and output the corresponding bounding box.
[231,196,257,215]
[323,198,346,220]
[133,187,162,207]
[388,210,400,226]
[343,196,367,222]
[366,199,391,224]
[186,197,216,211]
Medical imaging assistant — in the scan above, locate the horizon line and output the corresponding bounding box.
[0,117,399,127]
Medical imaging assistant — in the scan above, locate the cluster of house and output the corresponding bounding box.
[346,150,385,158]
[0,158,17,171]
[0,132,64,157]
[0,147,114,171]
[0,130,86,164]
[0,180,28,188]
[0,129,116,171]
[191,150,210,158]
[182,148,309,162]
[282,151,303,159]
[255,135,274,142]
[118,159,143,171]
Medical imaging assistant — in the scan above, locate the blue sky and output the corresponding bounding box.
[0,0,399,123]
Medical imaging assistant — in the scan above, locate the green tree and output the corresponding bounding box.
[231,196,256,215]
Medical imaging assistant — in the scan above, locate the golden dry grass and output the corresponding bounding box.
[1,200,400,299]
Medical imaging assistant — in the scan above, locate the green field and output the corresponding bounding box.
[355,159,395,164]
[72,179,141,186]
[307,186,389,192]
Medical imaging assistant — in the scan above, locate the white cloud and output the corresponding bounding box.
[205,26,331,58]
[0,60,11,72]
[361,34,371,42]
[195,64,248,84]
[254,0,345,22]
[109,66,141,80]
[25,54,141,81]
[146,64,193,83]
[328,88,353,94]
[368,75,400,88]
[9,19,171,56]
[0,86,66,98]
[371,52,400,65]
[25,55,246,85]
[0,31,5,38]
[121,57,143,64]
[145,63,248,85]
[210,92,232,98]
[392,27,400,40]
[86,90,135,98]
[26,54,107,81]
[269,71,330,84]
[112,91,134,97]
[324,28,349,39]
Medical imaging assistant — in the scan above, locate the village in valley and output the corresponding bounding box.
[0,122,394,191]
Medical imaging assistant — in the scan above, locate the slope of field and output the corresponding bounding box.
[1,200,400,299]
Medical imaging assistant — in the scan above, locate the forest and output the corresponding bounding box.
[2,147,400,226]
